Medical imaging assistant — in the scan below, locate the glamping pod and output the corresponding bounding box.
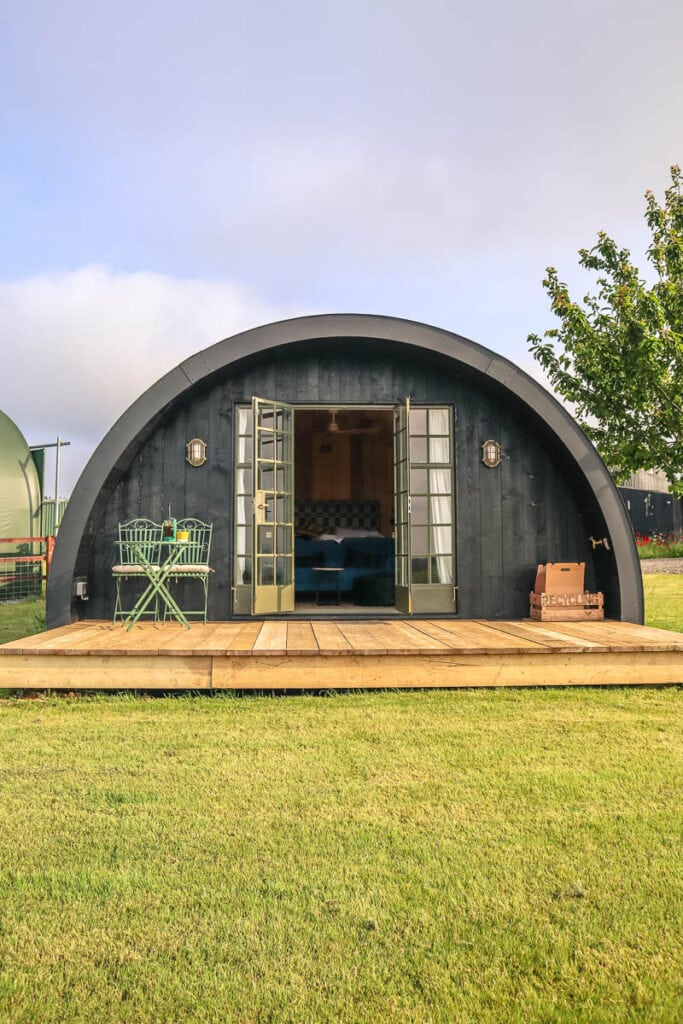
[46,314,643,628]
[0,410,41,547]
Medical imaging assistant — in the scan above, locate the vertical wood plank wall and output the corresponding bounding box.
[76,338,615,621]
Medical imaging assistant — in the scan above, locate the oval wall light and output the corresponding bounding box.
[481,439,502,468]
[186,438,207,467]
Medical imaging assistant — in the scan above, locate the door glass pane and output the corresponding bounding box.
[411,496,428,523]
[258,466,274,490]
[237,436,253,463]
[411,556,429,583]
[409,408,427,433]
[258,558,274,585]
[410,468,428,492]
[276,557,291,585]
[430,469,451,495]
[258,433,274,459]
[260,408,274,428]
[410,436,428,463]
[258,526,274,554]
[411,525,428,553]
[276,526,292,553]
[428,522,451,554]
[236,495,253,525]
[235,467,252,493]
[432,555,453,584]
[275,466,291,492]
[429,408,449,434]
[235,526,252,555]
[277,434,292,461]
[235,557,252,585]
[275,496,289,522]
[237,407,253,435]
[429,436,449,463]
[430,495,453,525]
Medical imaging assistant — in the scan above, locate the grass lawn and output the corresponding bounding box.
[0,688,681,1024]
[0,580,681,1022]
[0,596,44,646]
[642,575,683,632]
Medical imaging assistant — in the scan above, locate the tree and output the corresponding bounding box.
[528,165,683,495]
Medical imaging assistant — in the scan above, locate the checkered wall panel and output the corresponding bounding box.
[294,500,380,532]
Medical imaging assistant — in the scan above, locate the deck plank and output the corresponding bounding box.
[363,621,427,653]
[387,621,452,650]
[401,620,485,654]
[286,622,319,653]
[334,622,388,653]
[155,623,235,654]
[548,620,683,651]
[310,621,353,652]
[253,621,289,654]
[426,619,547,652]
[187,623,254,654]
[482,620,610,652]
[225,622,264,652]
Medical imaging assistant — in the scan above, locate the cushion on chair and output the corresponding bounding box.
[112,564,159,574]
[168,564,212,574]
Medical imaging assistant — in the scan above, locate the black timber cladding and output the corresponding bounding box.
[47,314,643,626]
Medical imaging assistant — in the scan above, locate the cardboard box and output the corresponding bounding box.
[534,562,585,595]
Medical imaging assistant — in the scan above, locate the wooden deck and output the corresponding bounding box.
[1,618,682,690]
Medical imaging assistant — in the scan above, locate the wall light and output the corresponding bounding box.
[481,439,502,468]
[186,438,207,467]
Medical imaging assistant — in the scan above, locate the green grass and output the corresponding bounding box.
[0,586,682,1020]
[642,575,683,632]
[0,689,681,1024]
[0,596,44,646]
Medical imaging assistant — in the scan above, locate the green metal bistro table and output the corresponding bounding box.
[121,540,191,630]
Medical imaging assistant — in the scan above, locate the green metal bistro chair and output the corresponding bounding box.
[112,518,163,622]
[164,518,214,622]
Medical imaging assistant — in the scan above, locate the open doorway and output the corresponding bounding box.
[233,400,456,617]
[293,407,397,613]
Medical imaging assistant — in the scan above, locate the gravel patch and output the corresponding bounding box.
[640,558,683,574]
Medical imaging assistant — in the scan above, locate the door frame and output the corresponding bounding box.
[231,400,456,616]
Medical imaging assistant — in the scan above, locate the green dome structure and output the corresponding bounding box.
[0,410,41,551]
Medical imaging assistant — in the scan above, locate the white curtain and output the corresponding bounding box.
[429,468,453,584]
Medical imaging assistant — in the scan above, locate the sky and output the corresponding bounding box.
[1,0,682,495]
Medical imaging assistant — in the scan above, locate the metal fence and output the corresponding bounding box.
[0,536,55,602]
[37,499,68,537]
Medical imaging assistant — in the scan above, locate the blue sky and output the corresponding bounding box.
[1,0,681,493]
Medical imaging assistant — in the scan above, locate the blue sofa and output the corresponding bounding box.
[295,536,395,595]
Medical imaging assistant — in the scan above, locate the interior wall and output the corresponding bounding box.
[295,409,394,534]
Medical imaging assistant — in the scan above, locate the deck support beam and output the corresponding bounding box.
[0,648,681,691]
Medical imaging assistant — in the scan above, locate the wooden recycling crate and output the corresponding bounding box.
[530,562,604,620]
[529,590,604,621]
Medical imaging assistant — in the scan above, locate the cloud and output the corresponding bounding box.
[0,265,306,492]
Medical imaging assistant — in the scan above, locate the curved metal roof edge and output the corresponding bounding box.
[47,313,643,625]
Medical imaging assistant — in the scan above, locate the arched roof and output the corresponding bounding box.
[0,410,41,544]
[47,314,643,625]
